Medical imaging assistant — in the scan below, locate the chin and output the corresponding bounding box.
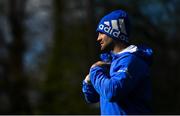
[101,47,111,53]
[101,46,107,51]
[101,44,114,53]
[101,47,105,51]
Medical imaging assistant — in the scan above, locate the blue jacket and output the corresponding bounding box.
[82,45,153,115]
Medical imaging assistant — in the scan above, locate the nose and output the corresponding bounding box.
[97,37,100,42]
[97,33,102,42]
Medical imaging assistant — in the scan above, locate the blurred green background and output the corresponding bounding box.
[0,0,179,114]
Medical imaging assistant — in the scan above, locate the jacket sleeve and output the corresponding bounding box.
[82,80,99,103]
[89,55,148,102]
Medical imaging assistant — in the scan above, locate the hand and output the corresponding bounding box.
[84,74,91,84]
[91,61,110,68]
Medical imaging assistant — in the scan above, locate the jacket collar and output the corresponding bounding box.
[110,45,137,60]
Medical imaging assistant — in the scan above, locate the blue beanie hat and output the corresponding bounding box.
[96,10,130,43]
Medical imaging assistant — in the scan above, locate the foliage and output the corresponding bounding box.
[0,0,179,114]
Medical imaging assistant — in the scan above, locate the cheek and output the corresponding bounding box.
[104,38,112,44]
[103,37,109,42]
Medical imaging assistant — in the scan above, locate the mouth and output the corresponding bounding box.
[100,43,103,47]
[100,42,103,45]
[100,43,104,50]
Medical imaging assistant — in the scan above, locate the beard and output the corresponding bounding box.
[100,41,115,53]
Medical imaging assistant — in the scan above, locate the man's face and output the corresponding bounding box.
[97,32,114,52]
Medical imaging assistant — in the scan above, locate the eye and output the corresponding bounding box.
[98,32,103,37]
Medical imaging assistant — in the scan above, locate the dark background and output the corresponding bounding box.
[0,0,179,114]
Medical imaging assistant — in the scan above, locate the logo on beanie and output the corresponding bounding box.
[98,19,128,41]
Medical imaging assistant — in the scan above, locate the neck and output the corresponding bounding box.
[113,42,128,53]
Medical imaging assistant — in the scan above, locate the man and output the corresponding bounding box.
[82,9,153,115]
